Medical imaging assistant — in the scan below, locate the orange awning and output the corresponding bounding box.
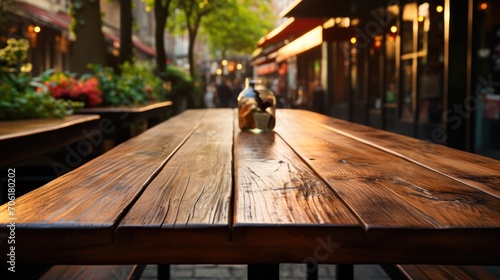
[14,2,71,30]
[256,62,278,76]
[277,26,323,62]
[258,17,324,48]
[14,2,155,57]
[280,0,389,18]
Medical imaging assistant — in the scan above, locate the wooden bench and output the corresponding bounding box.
[382,265,499,280]
[39,265,144,280]
[77,101,173,148]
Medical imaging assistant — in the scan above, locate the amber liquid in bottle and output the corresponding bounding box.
[237,78,276,132]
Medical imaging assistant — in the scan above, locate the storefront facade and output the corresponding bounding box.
[256,0,500,159]
[1,0,156,75]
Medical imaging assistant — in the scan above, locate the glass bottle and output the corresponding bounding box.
[237,77,276,132]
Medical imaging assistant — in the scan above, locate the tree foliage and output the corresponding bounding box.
[202,0,275,57]
[165,0,275,79]
[167,0,234,79]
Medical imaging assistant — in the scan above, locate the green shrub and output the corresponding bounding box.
[87,61,165,106]
[0,39,82,120]
[0,74,81,120]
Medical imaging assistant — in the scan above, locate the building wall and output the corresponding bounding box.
[269,0,500,159]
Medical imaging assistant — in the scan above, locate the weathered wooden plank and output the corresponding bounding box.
[282,110,500,198]
[0,115,100,140]
[39,265,143,280]
[392,265,499,280]
[232,110,364,251]
[276,111,500,236]
[273,111,500,263]
[0,115,101,167]
[116,109,234,247]
[0,110,207,259]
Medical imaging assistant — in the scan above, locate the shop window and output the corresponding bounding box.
[474,2,500,158]
[400,2,417,120]
[399,1,444,123]
[417,1,444,124]
[369,36,383,110]
[385,5,399,106]
[401,59,414,119]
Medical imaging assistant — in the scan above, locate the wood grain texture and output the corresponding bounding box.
[0,110,207,257]
[276,111,500,236]
[2,109,500,265]
[0,115,100,140]
[233,110,364,246]
[0,115,101,167]
[395,265,499,280]
[40,265,142,280]
[116,109,233,244]
[283,110,500,199]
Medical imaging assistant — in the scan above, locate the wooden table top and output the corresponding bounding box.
[0,115,101,167]
[1,109,499,265]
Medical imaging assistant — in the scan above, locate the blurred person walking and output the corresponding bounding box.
[231,78,243,108]
[276,77,287,108]
[204,81,218,108]
[216,78,232,108]
[311,79,326,114]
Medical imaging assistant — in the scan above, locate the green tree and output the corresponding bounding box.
[0,0,13,38]
[202,0,275,57]
[169,0,237,80]
[69,0,108,74]
[143,0,173,73]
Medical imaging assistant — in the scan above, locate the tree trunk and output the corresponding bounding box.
[187,16,200,80]
[154,0,169,74]
[188,32,197,79]
[119,0,133,65]
[70,0,108,75]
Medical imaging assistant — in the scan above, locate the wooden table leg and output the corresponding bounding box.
[306,261,319,280]
[158,264,170,280]
[248,264,279,280]
[336,264,354,280]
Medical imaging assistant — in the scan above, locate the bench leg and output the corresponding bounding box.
[336,264,354,280]
[158,264,170,280]
[248,264,279,280]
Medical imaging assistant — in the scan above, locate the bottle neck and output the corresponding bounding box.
[245,78,266,88]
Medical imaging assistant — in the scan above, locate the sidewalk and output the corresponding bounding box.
[139,264,391,279]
